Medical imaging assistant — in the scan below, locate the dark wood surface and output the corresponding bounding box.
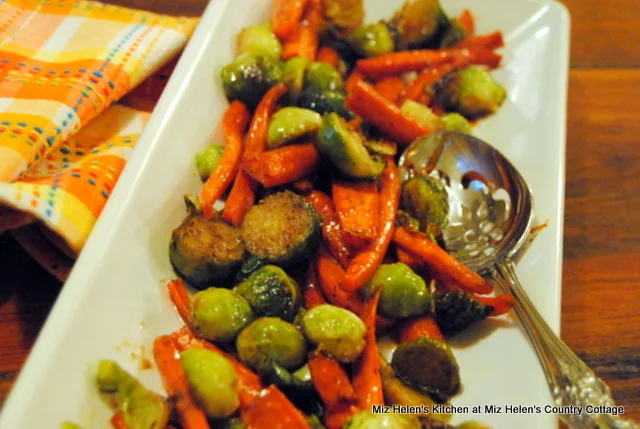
[1,0,639,422]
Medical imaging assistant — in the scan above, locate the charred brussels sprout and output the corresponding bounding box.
[390,0,449,49]
[434,290,493,334]
[298,87,353,119]
[363,263,431,319]
[347,23,395,58]
[436,66,507,119]
[180,349,240,419]
[241,191,322,267]
[301,304,366,363]
[96,360,170,429]
[195,144,224,182]
[282,57,310,104]
[401,175,449,230]
[234,265,301,322]
[439,112,472,134]
[169,212,245,289]
[391,337,460,402]
[267,107,322,149]
[315,112,385,179]
[236,317,307,370]
[236,25,282,59]
[401,100,440,130]
[321,0,364,31]
[306,62,344,92]
[220,53,283,108]
[439,19,467,49]
[345,410,421,429]
[190,288,254,342]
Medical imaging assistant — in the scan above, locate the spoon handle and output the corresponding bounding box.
[492,260,639,429]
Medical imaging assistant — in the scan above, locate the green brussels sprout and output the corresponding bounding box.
[234,265,301,322]
[267,107,322,149]
[305,62,344,92]
[96,360,170,429]
[439,112,472,134]
[195,145,224,182]
[282,57,310,103]
[400,100,440,130]
[315,112,385,179]
[236,25,282,59]
[390,0,449,49]
[344,410,421,429]
[169,212,245,289]
[396,210,422,233]
[321,0,365,31]
[434,290,493,334]
[220,53,283,108]
[60,423,85,429]
[190,288,254,342]
[457,422,492,429]
[236,317,307,370]
[401,175,450,230]
[347,23,395,58]
[297,87,354,119]
[363,263,431,319]
[301,304,366,363]
[439,19,467,49]
[241,191,322,268]
[435,66,507,119]
[391,337,460,402]
[363,139,398,157]
[180,349,240,419]
[219,417,246,429]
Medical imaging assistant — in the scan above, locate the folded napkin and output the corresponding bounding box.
[0,0,198,263]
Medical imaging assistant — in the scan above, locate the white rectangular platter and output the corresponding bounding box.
[0,0,570,427]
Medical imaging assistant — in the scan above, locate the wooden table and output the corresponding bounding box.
[1,0,639,422]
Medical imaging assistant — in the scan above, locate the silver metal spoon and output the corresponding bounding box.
[398,131,638,429]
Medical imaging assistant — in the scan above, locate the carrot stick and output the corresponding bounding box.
[470,293,515,316]
[397,62,458,104]
[303,261,327,309]
[395,247,426,272]
[170,326,263,408]
[283,26,319,60]
[395,315,445,343]
[272,0,309,40]
[223,84,287,225]
[317,46,340,68]
[332,180,379,250]
[292,177,315,194]
[352,289,384,408]
[316,246,363,314]
[324,403,361,429]
[345,82,432,146]
[345,70,365,94]
[308,351,358,407]
[341,158,401,292]
[167,278,191,324]
[304,191,351,269]
[199,101,250,220]
[393,226,493,295]
[373,76,406,104]
[241,143,321,188]
[458,9,475,34]
[153,336,211,429]
[454,31,505,50]
[110,411,128,429]
[241,385,311,429]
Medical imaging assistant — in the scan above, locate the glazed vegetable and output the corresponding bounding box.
[347,23,395,58]
[454,31,505,50]
[190,288,254,342]
[168,278,191,323]
[236,317,307,370]
[234,265,302,322]
[374,76,406,103]
[283,57,310,103]
[436,66,507,119]
[321,0,364,31]
[315,113,385,179]
[332,180,379,250]
[401,175,450,230]
[307,350,358,407]
[400,100,440,130]
[242,143,321,188]
[241,191,322,267]
[221,53,283,108]
[434,290,493,333]
[180,349,240,419]
[298,87,353,118]
[306,62,344,92]
[316,46,340,68]
[267,107,322,149]
[439,112,472,133]
[391,337,460,402]
[301,304,366,363]
[304,191,351,268]
[272,0,309,40]
[237,25,282,59]
[344,410,421,429]
[195,145,225,182]
[363,262,431,319]
[240,385,312,429]
[169,212,245,289]
[96,360,170,429]
[390,0,449,49]
[396,314,446,343]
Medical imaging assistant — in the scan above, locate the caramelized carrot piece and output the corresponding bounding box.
[458,9,476,34]
[304,190,352,268]
[373,76,406,104]
[316,246,363,314]
[324,403,361,429]
[282,0,322,60]
[167,278,191,324]
[395,314,446,343]
[302,261,327,309]
[454,31,505,50]
[397,62,458,104]
[241,385,311,429]
[317,46,341,68]
[307,351,358,407]
[110,412,129,429]
[470,293,515,316]
[241,143,321,188]
[332,180,379,250]
[345,70,365,94]
[272,0,309,40]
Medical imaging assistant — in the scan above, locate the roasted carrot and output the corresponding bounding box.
[395,247,426,272]
[393,226,493,295]
[308,351,358,407]
[241,143,321,188]
[345,81,432,146]
[223,84,287,225]
[304,190,351,268]
[332,180,379,250]
[303,261,327,309]
[316,246,363,314]
[153,336,211,429]
[317,46,340,68]
[397,62,458,104]
[283,25,319,60]
[324,403,361,429]
[352,289,384,408]
[199,101,250,220]
[373,76,406,104]
[272,0,309,40]
[470,293,515,316]
[292,177,315,194]
[167,278,191,324]
[110,411,128,429]
[395,314,446,343]
[458,9,476,34]
[345,70,365,94]
[341,158,401,293]
[454,31,505,50]
[241,385,311,429]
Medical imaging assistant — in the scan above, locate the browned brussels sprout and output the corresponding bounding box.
[236,317,307,370]
[390,0,449,49]
[401,175,450,231]
[434,290,493,334]
[236,25,282,59]
[347,23,395,58]
[321,0,364,32]
[220,53,283,108]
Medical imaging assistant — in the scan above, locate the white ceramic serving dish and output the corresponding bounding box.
[0,0,570,427]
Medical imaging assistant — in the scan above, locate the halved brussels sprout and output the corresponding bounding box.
[190,288,254,342]
[220,53,283,108]
[305,62,344,92]
[439,112,472,133]
[282,57,310,103]
[321,0,365,31]
[347,23,395,58]
[401,175,450,231]
[400,100,440,130]
[267,107,322,149]
[434,290,493,334]
[298,87,354,119]
[237,25,282,59]
[195,145,224,182]
[390,0,449,49]
[236,317,307,370]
